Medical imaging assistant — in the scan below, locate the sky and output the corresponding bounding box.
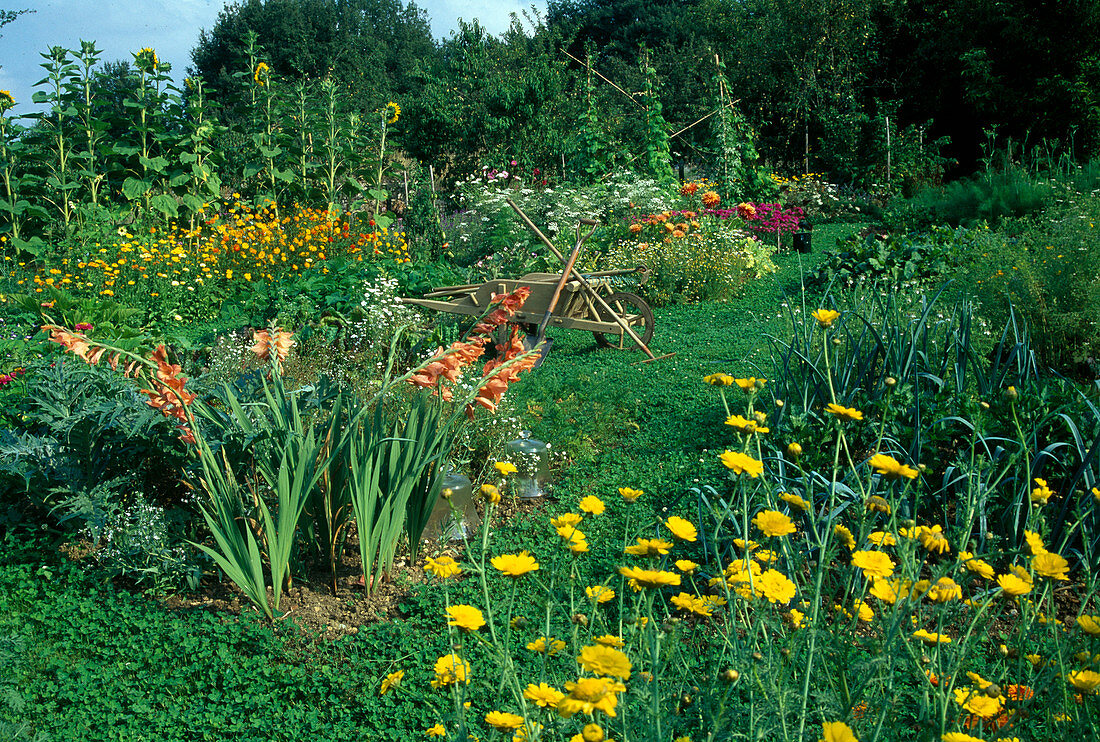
[0,0,544,116]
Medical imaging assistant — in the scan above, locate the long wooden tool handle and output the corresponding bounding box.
[538,237,583,337]
[508,197,657,359]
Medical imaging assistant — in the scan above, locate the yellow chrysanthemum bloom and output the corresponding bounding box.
[864,495,892,515]
[586,585,615,603]
[526,636,566,655]
[379,669,403,695]
[524,682,565,707]
[1077,615,1100,636]
[670,591,712,617]
[446,604,485,632]
[997,567,1032,596]
[665,515,698,541]
[811,308,841,328]
[1030,477,1053,506]
[788,609,806,628]
[825,403,863,422]
[1023,529,1046,555]
[757,569,796,604]
[818,720,857,742]
[753,509,796,537]
[917,524,951,555]
[551,512,583,529]
[594,634,625,647]
[703,372,735,386]
[779,491,810,512]
[579,495,606,515]
[481,483,502,504]
[675,559,699,573]
[577,644,632,679]
[625,537,673,556]
[787,442,803,458]
[926,576,962,603]
[425,723,446,737]
[957,552,995,580]
[1068,669,1100,693]
[618,566,681,588]
[492,551,540,578]
[734,376,766,393]
[725,414,765,434]
[834,524,856,551]
[953,688,1004,718]
[912,629,952,645]
[941,733,985,742]
[431,653,470,688]
[851,550,895,580]
[579,723,606,742]
[618,487,643,502]
[869,578,902,604]
[557,677,626,718]
[720,450,764,477]
[494,461,518,476]
[424,555,461,579]
[1032,551,1069,580]
[484,711,524,731]
[867,531,897,547]
[867,453,918,480]
[513,721,543,742]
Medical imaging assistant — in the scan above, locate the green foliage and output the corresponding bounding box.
[809,226,971,288]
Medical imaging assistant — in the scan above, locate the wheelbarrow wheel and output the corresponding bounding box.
[593,292,655,350]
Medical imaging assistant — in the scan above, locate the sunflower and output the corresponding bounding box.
[0,90,14,111]
[384,101,401,124]
[253,61,270,86]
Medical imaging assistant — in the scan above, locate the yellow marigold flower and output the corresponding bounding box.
[384,101,401,124]
[424,555,461,579]
[788,609,806,628]
[869,578,902,604]
[425,723,446,737]
[1077,615,1100,635]
[625,537,673,556]
[703,373,734,386]
[481,483,502,504]
[577,644,632,679]
[834,524,856,550]
[1032,551,1069,580]
[569,538,590,554]
[431,653,470,688]
[725,414,763,433]
[1026,653,1043,667]
[780,491,810,512]
[527,636,566,655]
[868,453,918,480]
[926,577,962,603]
[753,509,796,537]
[618,566,681,588]
[941,733,985,742]
[818,720,858,742]
[851,550,895,580]
[825,403,863,422]
[579,495,606,515]
[557,677,626,718]
[379,669,403,695]
[953,688,1004,718]
[492,551,540,578]
[675,559,699,573]
[757,569,796,604]
[957,552,995,579]
[670,591,712,617]
[912,629,951,645]
[619,487,643,502]
[1030,478,1053,506]
[1068,669,1100,693]
[551,512,583,529]
[485,711,524,731]
[720,450,764,476]
[586,585,615,603]
[665,515,698,541]
[524,682,565,707]
[494,461,518,476]
[918,524,951,555]
[811,309,841,328]
[446,604,485,632]
[595,634,625,647]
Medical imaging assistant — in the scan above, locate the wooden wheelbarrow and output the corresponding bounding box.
[400,202,672,362]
